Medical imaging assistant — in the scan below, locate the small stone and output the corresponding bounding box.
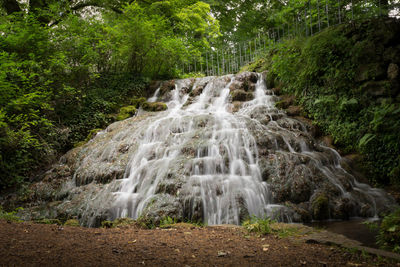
[217,251,227,257]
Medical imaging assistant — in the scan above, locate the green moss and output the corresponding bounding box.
[0,206,23,222]
[35,218,62,225]
[116,105,137,121]
[129,97,146,108]
[64,219,80,227]
[312,194,329,220]
[142,101,168,112]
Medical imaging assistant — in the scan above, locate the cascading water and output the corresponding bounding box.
[106,72,393,225]
[111,75,281,225]
[38,72,395,227]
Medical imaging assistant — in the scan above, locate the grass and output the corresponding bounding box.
[0,206,23,222]
[242,216,300,238]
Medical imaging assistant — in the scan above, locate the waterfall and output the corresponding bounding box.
[104,72,393,224]
[51,72,395,227]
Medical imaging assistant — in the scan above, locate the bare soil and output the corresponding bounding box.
[0,220,398,267]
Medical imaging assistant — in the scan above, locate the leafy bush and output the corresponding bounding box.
[242,216,274,235]
[159,216,178,228]
[377,209,400,253]
[0,206,23,222]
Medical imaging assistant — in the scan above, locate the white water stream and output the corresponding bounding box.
[112,75,280,224]
[106,73,393,225]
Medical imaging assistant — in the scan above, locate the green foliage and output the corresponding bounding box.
[180,72,206,79]
[0,0,218,190]
[159,216,178,228]
[106,1,219,79]
[64,219,80,227]
[377,209,400,253]
[35,218,62,225]
[242,216,274,235]
[0,206,23,222]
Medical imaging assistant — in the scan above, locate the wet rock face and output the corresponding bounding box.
[21,72,396,226]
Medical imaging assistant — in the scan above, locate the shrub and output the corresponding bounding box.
[242,216,274,235]
[377,209,400,253]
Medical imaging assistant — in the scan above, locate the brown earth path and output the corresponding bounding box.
[0,220,399,267]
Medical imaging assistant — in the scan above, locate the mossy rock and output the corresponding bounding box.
[275,96,295,110]
[116,105,137,121]
[230,90,253,102]
[311,194,329,220]
[129,97,146,108]
[64,219,80,227]
[142,101,168,112]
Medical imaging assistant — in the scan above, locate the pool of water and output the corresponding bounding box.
[307,218,380,248]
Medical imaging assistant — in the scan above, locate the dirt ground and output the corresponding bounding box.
[0,220,399,267]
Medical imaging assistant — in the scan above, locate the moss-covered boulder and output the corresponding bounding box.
[142,101,168,112]
[311,194,330,220]
[129,97,146,108]
[116,105,137,121]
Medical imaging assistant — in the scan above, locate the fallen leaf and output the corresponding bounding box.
[128,240,137,244]
[174,249,180,253]
[263,247,269,251]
